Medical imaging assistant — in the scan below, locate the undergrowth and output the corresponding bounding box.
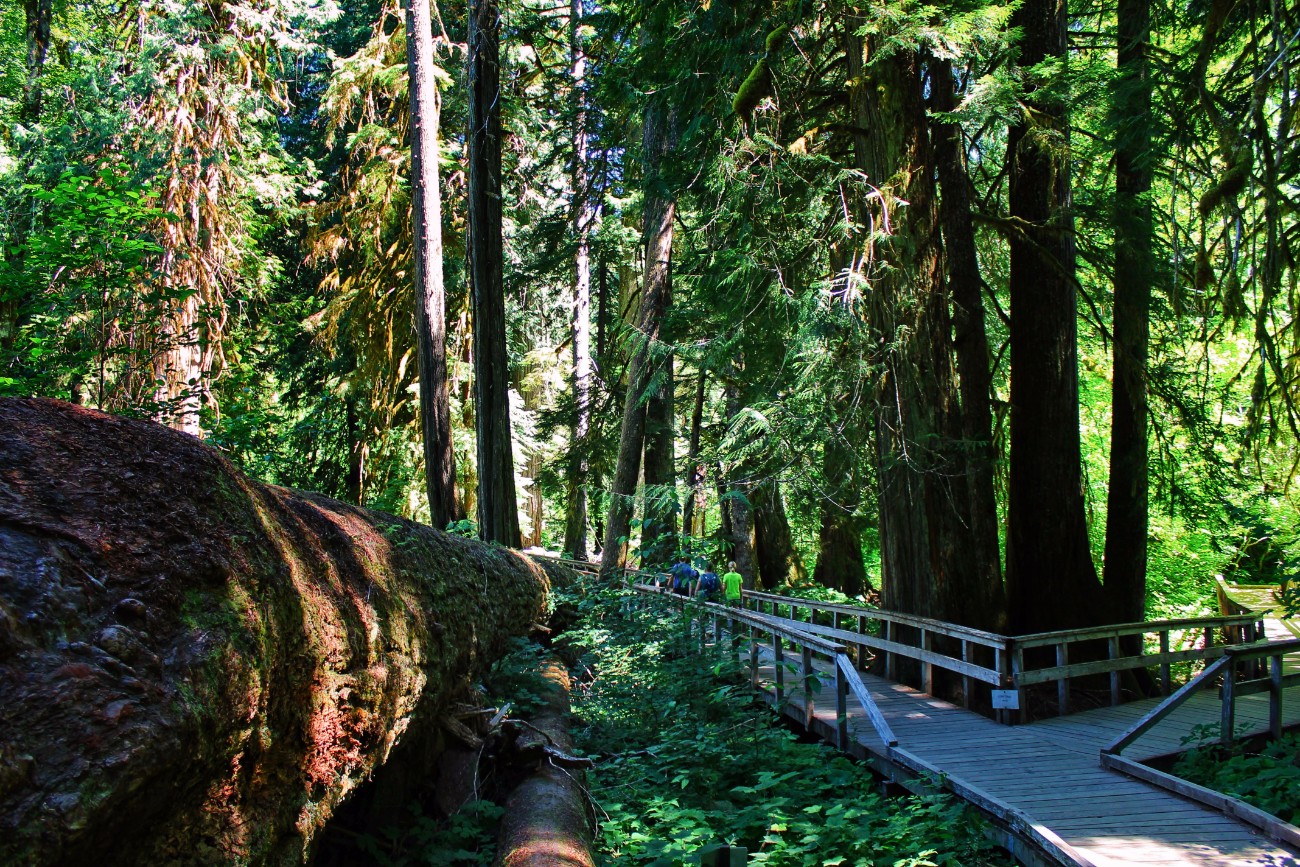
[1173,729,1300,824]
[559,579,1013,866]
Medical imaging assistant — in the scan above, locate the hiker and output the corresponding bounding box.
[721,560,744,606]
[696,562,721,603]
[669,556,697,597]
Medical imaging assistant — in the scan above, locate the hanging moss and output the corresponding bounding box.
[732,58,772,120]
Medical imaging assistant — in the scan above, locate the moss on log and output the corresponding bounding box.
[0,398,552,866]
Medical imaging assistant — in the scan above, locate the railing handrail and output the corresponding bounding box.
[1014,613,1265,648]
[633,583,845,654]
[836,652,899,747]
[1103,654,1232,755]
[742,590,1007,648]
[1224,638,1300,659]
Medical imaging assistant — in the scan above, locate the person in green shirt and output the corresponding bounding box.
[721,561,744,605]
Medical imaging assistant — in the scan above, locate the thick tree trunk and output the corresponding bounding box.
[0,398,552,867]
[468,0,521,547]
[598,99,676,575]
[1005,0,1106,633]
[152,292,206,437]
[641,356,676,567]
[752,478,805,590]
[723,381,757,586]
[405,0,458,530]
[680,369,707,548]
[844,21,985,626]
[1104,0,1152,628]
[930,58,1005,629]
[813,436,867,597]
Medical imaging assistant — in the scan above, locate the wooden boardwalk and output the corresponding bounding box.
[734,611,1300,867]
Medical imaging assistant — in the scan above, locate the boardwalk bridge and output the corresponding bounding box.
[541,557,1300,867]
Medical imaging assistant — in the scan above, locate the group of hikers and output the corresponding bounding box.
[665,556,744,605]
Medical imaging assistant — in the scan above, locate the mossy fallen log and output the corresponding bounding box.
[0,398,553,866]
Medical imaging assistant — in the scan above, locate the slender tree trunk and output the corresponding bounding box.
[596,257,610,371]
[468,0,520,546]
[153,292,206,436]
[930,57,1005,629]
[598,99,676,575]
[405,0,457,530]
[844,18,983,626]
[1005,0,1106,633]
[1104,0,1152,628]
[714,463,733,551]
[753,478,805,589]
[813,435,867,597]
[21,0,52,125]
[563,0,594,560]
[680,368,707,547]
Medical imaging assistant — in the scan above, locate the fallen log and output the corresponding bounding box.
[494,657,595,867]
[0,398,553,866]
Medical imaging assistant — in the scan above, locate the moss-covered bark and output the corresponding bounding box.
[0,397,552,866]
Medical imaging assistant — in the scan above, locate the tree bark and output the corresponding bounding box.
[21,0,53,125]
[930,58,1005,628]
[844,19,985,626]
[752,478,805,590]
[723,381,757,586]
[680,368,707,548]
[468,0,521,547]
[405,0,458,530]
[813,435,867,597]
[641,355,676,567]
[0,398,552,867]
[1005,0,1107,633]
[1104,0,1152,628]
[598,98,676,575]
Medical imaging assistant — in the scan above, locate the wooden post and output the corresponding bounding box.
[1204,626,1214,650]
[802,645,815,728]
[885,621,896,681]
[774,637,785,706]
[1108,636,1120,706]
[1159,631,1171,695]
[995,645,1007,725]
[1056,642,1069,715]
[1220,656,1235,745]
[961,640,971,709]
[750,629,760,689]
[1011,645,1026,724]
[857,615,867,669]
[921,629,934,695]
[836,657,849,749]
[713,612,722,648]
[1269,653,1283,740]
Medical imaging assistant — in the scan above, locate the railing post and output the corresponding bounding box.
[995,644,1008,725]
[1108,636,1120,707]
[836,656,849,749]
[885,621,896,682]
[1011,644,1026,724]
[1056,642,1069,715]
[961,640,971,709]
[921,629,934,695]
[750,627,760,689]
[802,645,815,728]
[857,616,867,670]
[1159,631,1171,695]
[713,611,722,648]
[1269,652,1283,740]
[1220,655,1236,745]
[774,636,785,706]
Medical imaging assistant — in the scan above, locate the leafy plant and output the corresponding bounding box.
[1174,732,1300,825]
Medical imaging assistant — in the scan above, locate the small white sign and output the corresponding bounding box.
[991,689,1020,710]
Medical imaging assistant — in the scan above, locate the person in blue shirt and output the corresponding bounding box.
[696,562,721,602]
[669,556,697,596]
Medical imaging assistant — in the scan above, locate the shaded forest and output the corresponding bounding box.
[3,0,1300,638]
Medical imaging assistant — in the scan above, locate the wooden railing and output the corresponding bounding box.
[1099,639,1300,849]
[530,557,1272,724]
[634,583,899,750]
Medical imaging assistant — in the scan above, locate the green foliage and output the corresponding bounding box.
[1174,732,1300,825]
[355,800,505,867]
[559,579,1011,866]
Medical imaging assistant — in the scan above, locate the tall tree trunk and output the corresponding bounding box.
[1104,0,1152,628]
[153,293,206,436]
[813,435,867,597]
[844,19,982,626]
[680,368,707,547]
[752,477,805,589]
[1005,0,1106,633]
[598,99,676,575]
[641,353,676,567]
[21,0,52,125]
[723,380,757,585]
[405,0,457,530]
[930,57,1006,629]
[561,0,594,560]
[468,0,520,546]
